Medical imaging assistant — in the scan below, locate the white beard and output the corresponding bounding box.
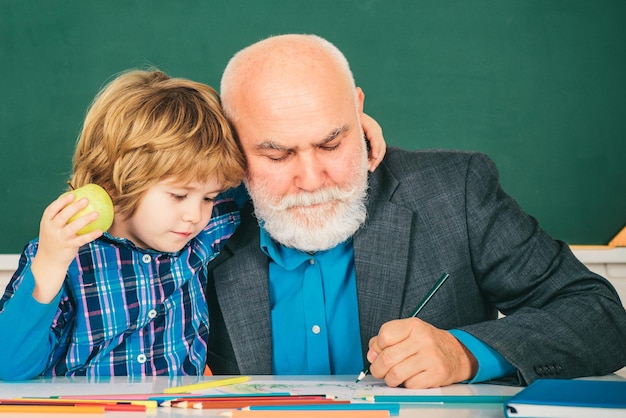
[245,151,369,252]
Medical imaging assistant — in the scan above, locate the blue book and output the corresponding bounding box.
[505,379,626,417]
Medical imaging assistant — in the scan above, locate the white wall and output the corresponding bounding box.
[0,255,19,291]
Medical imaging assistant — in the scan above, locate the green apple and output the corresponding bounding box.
[62,183,114,235]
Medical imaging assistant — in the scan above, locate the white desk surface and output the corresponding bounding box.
[1,373,624,418]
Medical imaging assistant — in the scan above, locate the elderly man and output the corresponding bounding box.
[207,34,626,388]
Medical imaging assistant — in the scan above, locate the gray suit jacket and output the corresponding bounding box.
[207,148,626,385]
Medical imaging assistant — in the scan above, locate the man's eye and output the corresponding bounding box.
[268,155,289,162]
[265,152,290,162]
[320,143,340,151]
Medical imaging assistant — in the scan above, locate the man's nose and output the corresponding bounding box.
[294,153,326,192]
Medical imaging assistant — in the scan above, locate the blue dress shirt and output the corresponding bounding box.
[261,229,362,374]
[260,226,515,381]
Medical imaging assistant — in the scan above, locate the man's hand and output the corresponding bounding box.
[367,317,478,388]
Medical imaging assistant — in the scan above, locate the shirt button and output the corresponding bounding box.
[142,254,151,263]
[308,259,315,265]
[137,354,147,364]
[311,324,321,334]
[147,309,157,319]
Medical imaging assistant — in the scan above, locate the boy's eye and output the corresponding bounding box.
[171,194,187,201]
[204,196,216,202]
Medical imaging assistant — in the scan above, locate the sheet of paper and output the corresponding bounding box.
[196,376,442,400]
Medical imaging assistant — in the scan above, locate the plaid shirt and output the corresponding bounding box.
[0,194,240,378]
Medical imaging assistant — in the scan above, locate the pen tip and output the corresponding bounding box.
[355,371,366,383]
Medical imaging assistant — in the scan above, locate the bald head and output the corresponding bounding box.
[220,34,357,123]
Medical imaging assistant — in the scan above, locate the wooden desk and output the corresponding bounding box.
[1,374,624,417]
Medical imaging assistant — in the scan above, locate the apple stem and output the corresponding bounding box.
[67,181,76,190]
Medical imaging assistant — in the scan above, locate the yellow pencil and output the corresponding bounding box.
[0,404,104,413]
[13,397,158,409]
[163,375,250,394]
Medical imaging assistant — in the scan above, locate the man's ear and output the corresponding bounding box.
[356,87,365,114]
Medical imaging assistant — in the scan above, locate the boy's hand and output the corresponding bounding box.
[30,193,104,303]
[361,113,386,172]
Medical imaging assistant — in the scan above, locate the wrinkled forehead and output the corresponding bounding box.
[231,79,358,151]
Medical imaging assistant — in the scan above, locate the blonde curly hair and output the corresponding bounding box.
[70,69,245,218]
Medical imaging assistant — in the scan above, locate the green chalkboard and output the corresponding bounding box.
[1,1,625,254]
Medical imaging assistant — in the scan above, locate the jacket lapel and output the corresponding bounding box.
[212,202,273,374]
[354,165,414,356]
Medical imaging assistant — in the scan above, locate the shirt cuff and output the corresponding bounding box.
[449,329,516,383]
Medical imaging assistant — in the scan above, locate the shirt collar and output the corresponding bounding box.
[101,231,189,256]
[259,225,351,271]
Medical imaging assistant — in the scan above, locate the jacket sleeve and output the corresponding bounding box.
[0,243,66,380]
[459,153,626,384]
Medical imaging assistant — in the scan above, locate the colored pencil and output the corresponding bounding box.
[56,393,169,400]
[242,403,401,416]
[177,398,349,409]
[54,391,299,402]
[0,404,105,413]
[1,398,148,412]
[164,375,250,393]
[365,394,511,403]
[9,397,156,409]
[99,403,147,412]
[222,410,390,418]
[163,395,330,407]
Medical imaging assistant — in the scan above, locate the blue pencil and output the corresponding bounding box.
[365,395,510,404]
[243,403,401,416]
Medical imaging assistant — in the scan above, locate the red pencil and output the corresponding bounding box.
[100,403,147,412]
[166,395,329,406]
[176,399,350,409]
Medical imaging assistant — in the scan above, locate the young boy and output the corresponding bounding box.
[0,69,246,379]
[0,69,386,379]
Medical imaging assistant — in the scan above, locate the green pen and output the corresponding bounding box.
[355,272,451,383]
